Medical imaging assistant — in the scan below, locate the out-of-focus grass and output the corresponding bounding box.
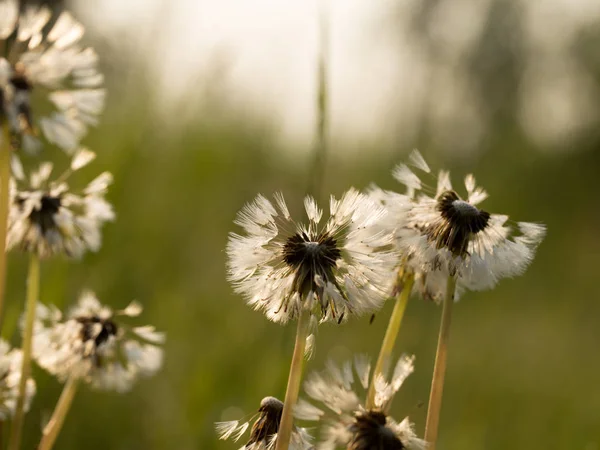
[3,60,600,450]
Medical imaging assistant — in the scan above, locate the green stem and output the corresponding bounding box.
[0,125,12,334]
[38,376,79,450]
[8,254,40,450]
[366,273,415,410]
[274,310,310,450]
[423,275,457,450]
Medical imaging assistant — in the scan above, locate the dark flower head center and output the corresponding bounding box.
[450,199,480,217]
[10,71,32,92]
[426,190,491,257]
[76,315,119,348]
[247,396,284,447]
[28,195,61,234]
[348,410,405,450]
[282,231,342,297]
[1,62,34,134]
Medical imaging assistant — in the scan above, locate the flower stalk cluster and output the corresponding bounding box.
[218,4,545,448]
[221,148,545,449]
[0,3,165,450]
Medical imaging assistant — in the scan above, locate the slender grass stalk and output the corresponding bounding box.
[274,309,310,450]
[0,125,12,334]
[38,376,79,450]
[307,0,329,199]
[366,272,415,409]
[8,254,40,450]
[423,275,457,450]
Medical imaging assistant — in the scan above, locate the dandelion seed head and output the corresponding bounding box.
[0,339,36,420]
[300,355,425,450]
[227,189,397,323]
[216,396,312,450]
[0,3,104,153]
[7,149,114,258]
[426,189,491,258]
[247,397,284,447]
[31,291,164,392]
[282,231,342,299]
[76,315,118,349]
[372,150,546,300]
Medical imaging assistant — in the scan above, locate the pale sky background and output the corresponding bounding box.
[75,0,600,156]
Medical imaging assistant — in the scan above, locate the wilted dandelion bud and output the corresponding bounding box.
[7,148,114,258]
[31,290,164,392]
[216,396,313,450]
[0,339,35,419]
[0,1,105,153]
[227,189,397,324]
[296,354,426,450]
[371,150,546,301]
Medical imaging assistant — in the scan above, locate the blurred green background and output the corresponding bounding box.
[3,0,600,449]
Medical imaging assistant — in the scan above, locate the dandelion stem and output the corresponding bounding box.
[366,273,415,410]
[274,309,310,450]
[424,275,457,450]
[8,254,40,450]
[0,125,12,334]
[38,376,79,450]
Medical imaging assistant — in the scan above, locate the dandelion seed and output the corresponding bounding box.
[0,339,35,420]
[216,396,313,450]
[372,150,546,301]
[0,2,104,153]
[299,355,425,450]
[7,148,114,258]
[31,291,164,393]
[227,189,397,323]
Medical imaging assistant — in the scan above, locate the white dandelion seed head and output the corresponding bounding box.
[31,291,164,392]
[0,339,36,420]
[374,150,546,299]
[387,417,428,450]
[7,149,115,259]
[216,396,313,450]
[0,3,105,153]
[300,355,423,450]
[227,189,398,324]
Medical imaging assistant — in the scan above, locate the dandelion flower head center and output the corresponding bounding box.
[76,315,118,349]
[282,231,342,296]
[247,396,284,446]
[450,199,479,217]
[259,396,284,412]
[8,63,31,91]
[348,410,405,450]
[26,194,61,233]
[1,61,34,129]
[427,190,491,257]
